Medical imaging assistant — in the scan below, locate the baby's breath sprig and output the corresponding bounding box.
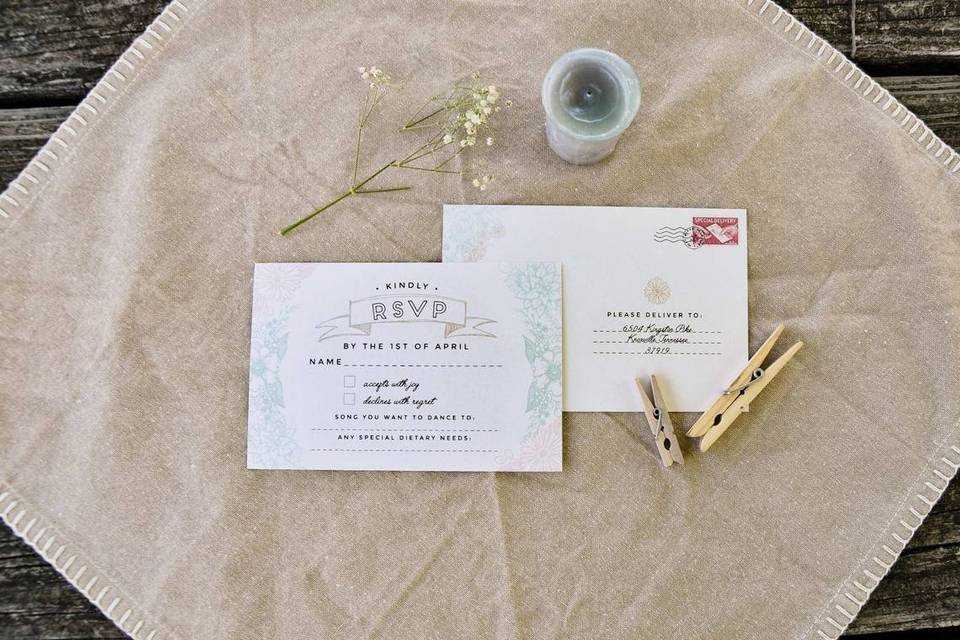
[280,68,507,236]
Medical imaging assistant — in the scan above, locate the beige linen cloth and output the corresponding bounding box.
[2,1,959,638]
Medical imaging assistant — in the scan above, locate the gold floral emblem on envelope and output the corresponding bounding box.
[644,277,671,305]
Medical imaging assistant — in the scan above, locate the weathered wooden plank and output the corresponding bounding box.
[848,545,960,635]
[779,1,960,73]
[0,483,956,638]
[0,0,166,104]
[855,0,960,72]
[876,75,960,148]
[847,480,960,635]
[0,1,959,103]
[0,105,72,188]
[0,525,126,639]
[1,76,958,189]
[781,0,855,56]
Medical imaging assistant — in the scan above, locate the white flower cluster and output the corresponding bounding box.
[357,66,390,88]
[454,85,501,148]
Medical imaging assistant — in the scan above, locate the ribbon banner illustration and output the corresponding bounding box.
[317,294,497,341]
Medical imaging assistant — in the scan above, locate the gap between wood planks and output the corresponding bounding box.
[851,0,858,58]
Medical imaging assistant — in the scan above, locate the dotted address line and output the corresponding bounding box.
[593,351,722,356]
[592,329,723,334]
[592,340,721,345]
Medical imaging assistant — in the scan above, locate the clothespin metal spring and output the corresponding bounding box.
[724,368,764,395]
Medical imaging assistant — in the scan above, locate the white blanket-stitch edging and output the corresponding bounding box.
[0,1,205,638]
[730,5,960,638]
[0,484,182,640]
[1,1,958,638]
[809,438,960,640]
[0,0,206,226]
[734,0,960,182]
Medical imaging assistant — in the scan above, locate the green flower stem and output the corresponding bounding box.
[279,160,400,236]
[355,186,411,194]
[399,134,443,165]
[402,142,453,166]
[434,147,463,170]
[397,165,460,175]
[401,106,446,130]
[353,123,362,183]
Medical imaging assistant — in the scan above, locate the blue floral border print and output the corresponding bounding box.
[248,309,301,467]
[503,263,563,441]
[442,206,505,263]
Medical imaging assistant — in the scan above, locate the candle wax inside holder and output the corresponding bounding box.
[558,64,621,132]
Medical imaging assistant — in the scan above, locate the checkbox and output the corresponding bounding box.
[343,393,355,406]
[343,375,356,388]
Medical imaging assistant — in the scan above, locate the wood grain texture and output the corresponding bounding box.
[781,0,960,73]
[877,75,960,146]
[0,105,73,187]
[1,76,956,189]
[0,1,957,103]
[0,0,167,104]
[0,525,125,639]
[855,0,960,72]
[0,486,957,638]
[1,0,959,639]
[847,481,960,635]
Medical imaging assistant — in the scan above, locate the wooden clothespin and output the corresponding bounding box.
[687,324,803,452]
[635,375,684,467]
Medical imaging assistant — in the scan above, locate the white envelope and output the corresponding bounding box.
[443,205,748,412]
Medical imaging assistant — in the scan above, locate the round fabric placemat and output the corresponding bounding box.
[1,1,959,639]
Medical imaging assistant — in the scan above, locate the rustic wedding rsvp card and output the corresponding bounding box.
[247,262,562,471]
[443,205,749,412]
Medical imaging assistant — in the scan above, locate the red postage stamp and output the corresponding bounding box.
[692,216,739,246]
